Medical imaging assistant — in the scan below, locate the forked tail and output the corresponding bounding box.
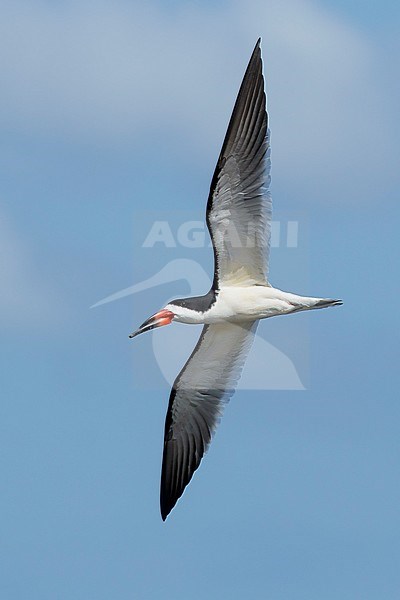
[313,298,343,309]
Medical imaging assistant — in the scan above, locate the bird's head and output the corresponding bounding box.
[129,308,175,339]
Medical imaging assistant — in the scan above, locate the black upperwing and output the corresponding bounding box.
[160,321,258,520]
[206,38,272,290]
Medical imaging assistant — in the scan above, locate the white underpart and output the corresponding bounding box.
[165,286,329,324]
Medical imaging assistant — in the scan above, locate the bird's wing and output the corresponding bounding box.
[207,38,272,288]
[160,320,258,520]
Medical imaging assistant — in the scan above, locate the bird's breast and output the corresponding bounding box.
[169,286,303,325]
[204,286,301,322]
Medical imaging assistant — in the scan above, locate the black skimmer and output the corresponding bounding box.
[129,39,342,520]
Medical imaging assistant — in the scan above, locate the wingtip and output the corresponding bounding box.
[253,37,262,55]
[160,502,172,521]
[160,487,174,521]
[249,38,263,66]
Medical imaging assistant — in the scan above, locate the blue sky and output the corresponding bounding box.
[1,1,399,598]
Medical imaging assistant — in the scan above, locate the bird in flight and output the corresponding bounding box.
[129,38,342,520]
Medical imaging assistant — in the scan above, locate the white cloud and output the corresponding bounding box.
[0,0,397,202]
[0,212,64,329]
